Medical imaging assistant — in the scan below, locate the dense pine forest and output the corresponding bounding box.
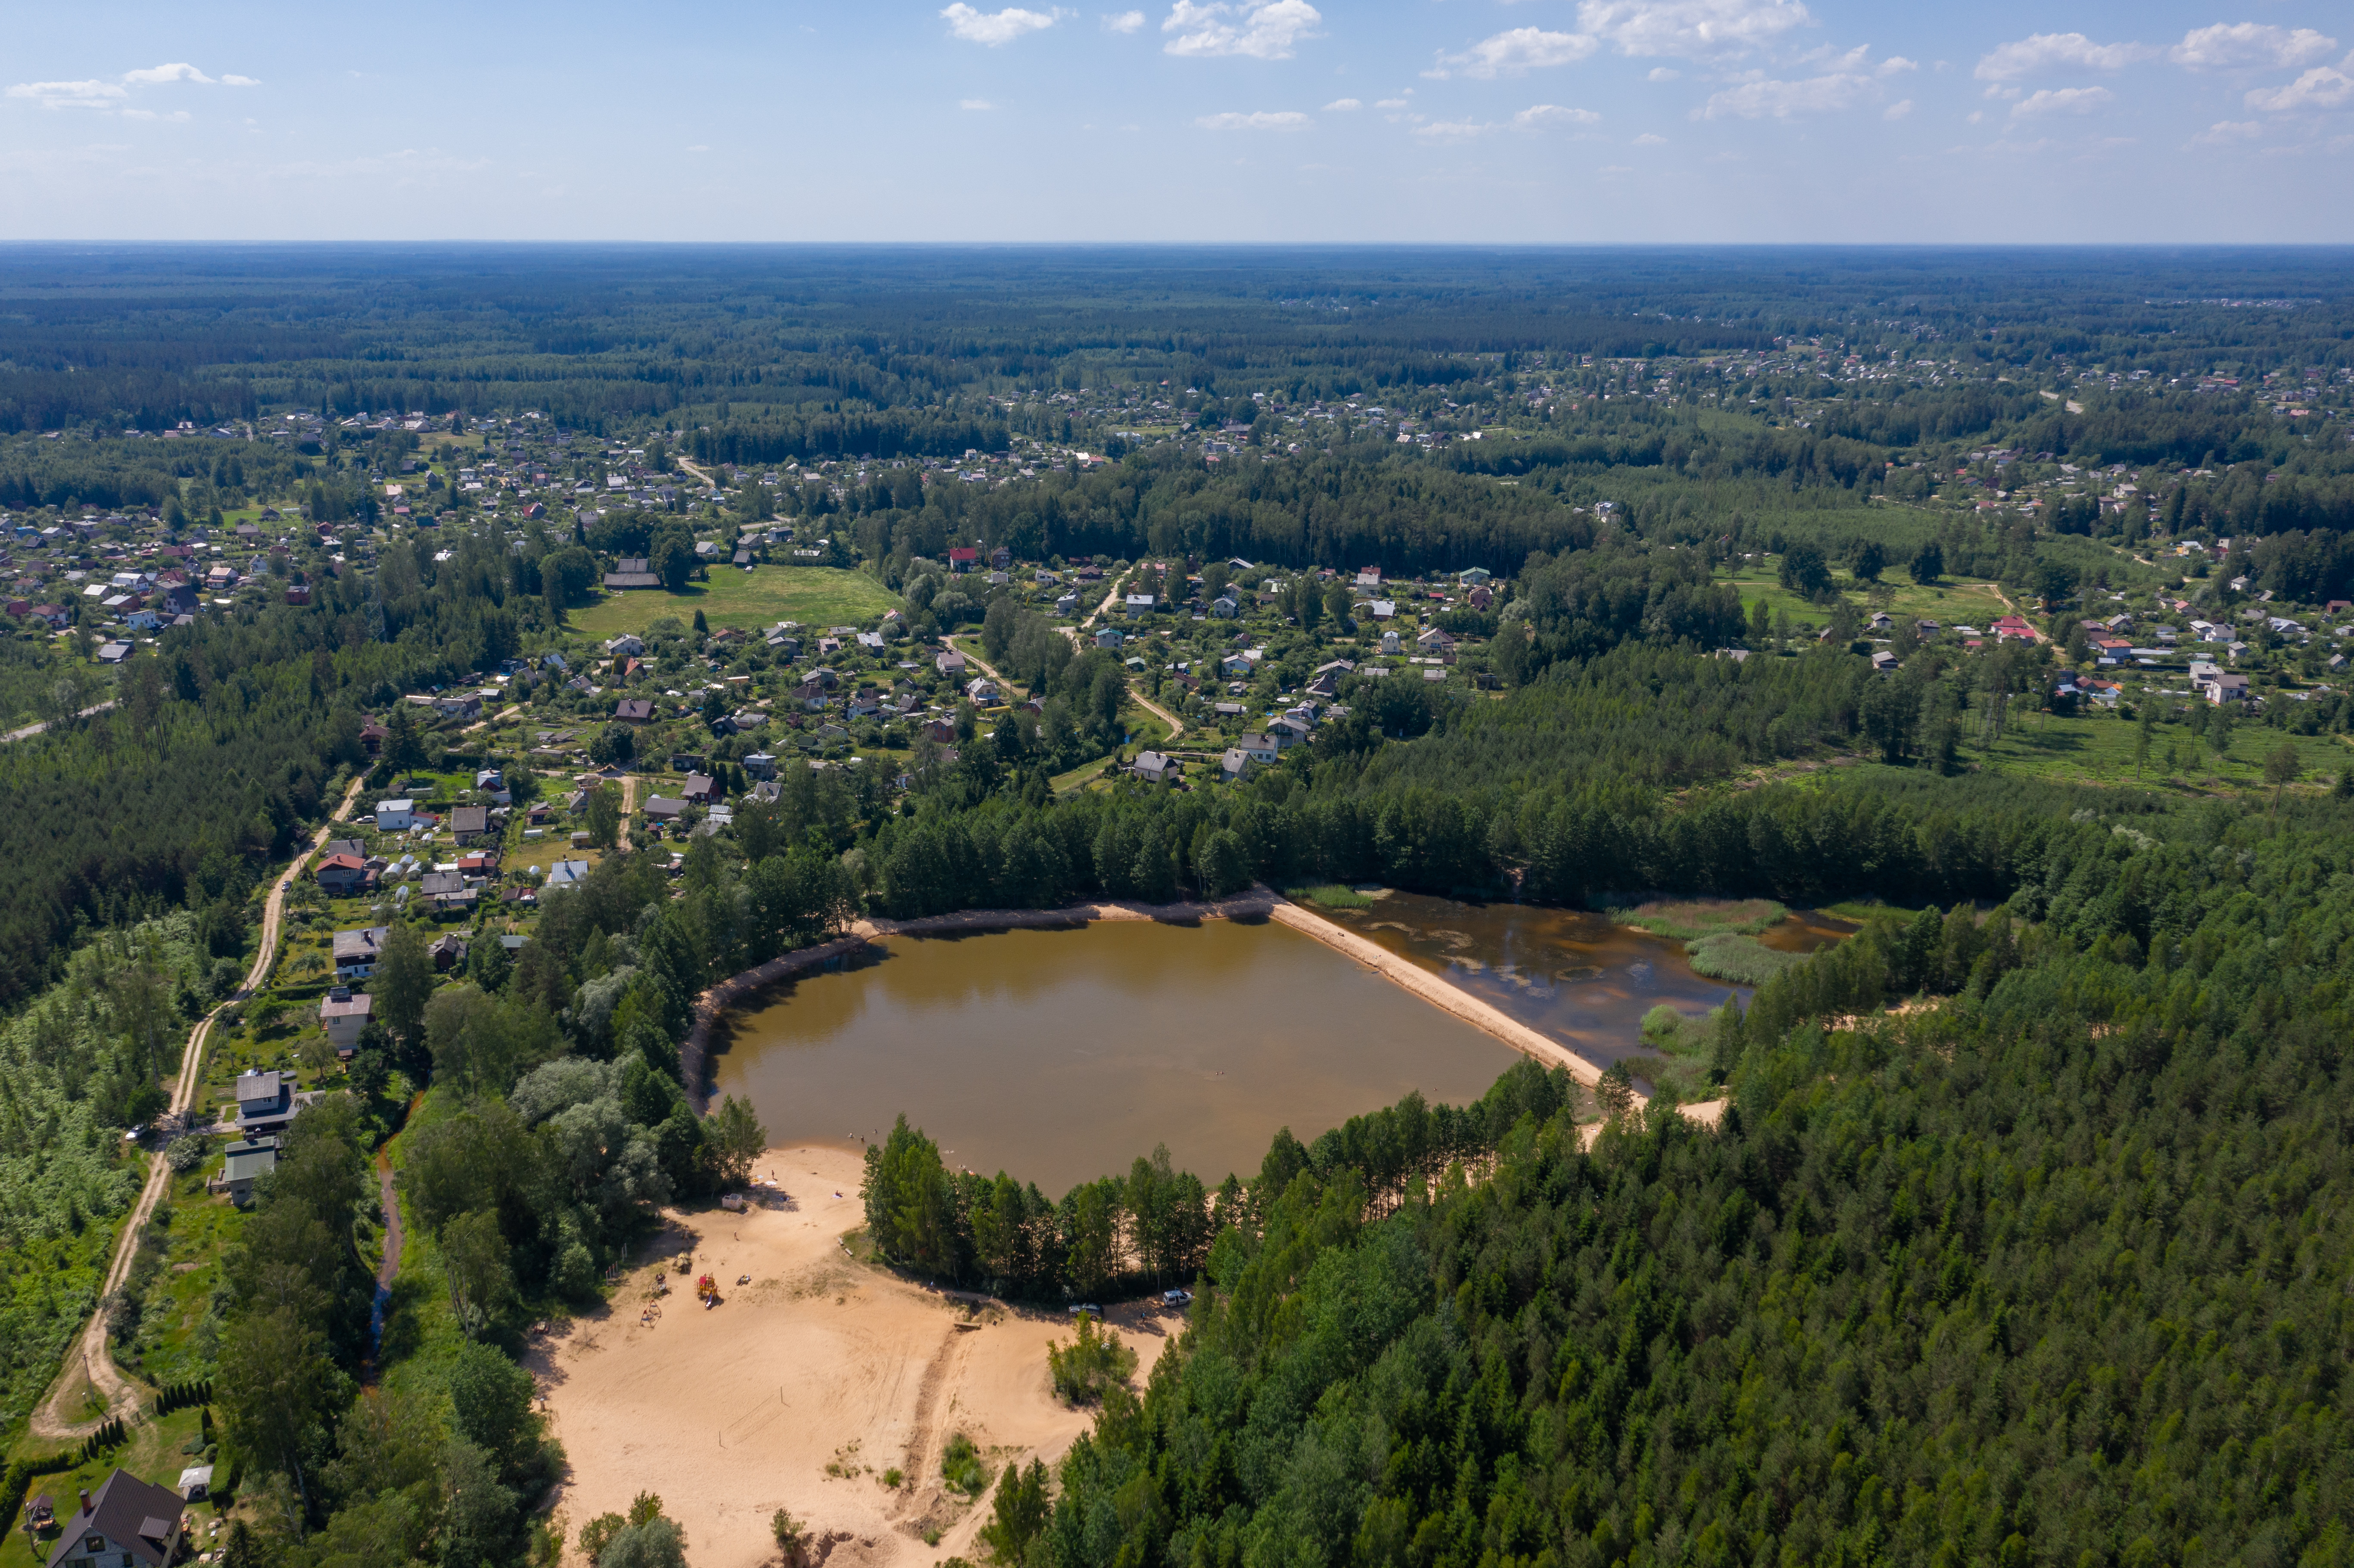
[0,247,2351,1568]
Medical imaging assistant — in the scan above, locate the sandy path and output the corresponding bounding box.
[31,771,371,1440]
[536,1145,1158,1568]
[1128,685,1184,744]
[1263,902,1611,1092]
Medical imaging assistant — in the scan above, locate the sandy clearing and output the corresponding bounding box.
[535,1145,1173,1568]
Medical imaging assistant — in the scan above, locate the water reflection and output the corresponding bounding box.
[1317,893,1850,1069]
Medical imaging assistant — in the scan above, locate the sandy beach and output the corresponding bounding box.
[532,1145,1175,1568]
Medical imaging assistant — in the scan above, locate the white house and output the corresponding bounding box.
[374,799,416,831]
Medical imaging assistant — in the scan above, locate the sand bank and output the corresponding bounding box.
[535,1145,1177,1568]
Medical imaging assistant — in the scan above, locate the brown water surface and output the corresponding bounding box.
[1317,893,1852,1068]
[709,918,1522,1195]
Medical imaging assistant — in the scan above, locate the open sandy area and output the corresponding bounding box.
[531,1144,1178,1568]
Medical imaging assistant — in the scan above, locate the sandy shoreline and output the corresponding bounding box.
[680,888,1625,1111]
[535,1144,1169,1568]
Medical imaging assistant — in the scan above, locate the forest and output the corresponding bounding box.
[0,248,2351,1568]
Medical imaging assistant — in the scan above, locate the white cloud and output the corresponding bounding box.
[1163,1,1322,60]
[1429,28,1599,80]
[1882,97,1912,118]
[1415,119,1493,140]
[1322,96,1361,110]
[1103,9,1145,32]
[687,143,710,151]
[1576,0,1812,59]
[11,63,263,109]
[1374,96,1411,108]
[961,98,996,109]
[2245,65,2354,112]
[2193,119,2262,143]
[2171,24,2336,71]
[1647,66,1680,81]
[121,62,213,85]
[7,78,127,109]
[1513,103,1602,128]
[2010,85,2114,118]
[1698,70,1874,118]
[941,4,1061,45]
[1974,34,2153,82]
[120,108,191,121]
[1633,130,1669,143]
[1879,56,1917,76]
[1195,109,1312,128]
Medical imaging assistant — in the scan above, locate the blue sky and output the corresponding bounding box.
[4,0,2351,242]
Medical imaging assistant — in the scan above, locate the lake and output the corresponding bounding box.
[1314,893,1853,1069]
[708,916,1524,1195]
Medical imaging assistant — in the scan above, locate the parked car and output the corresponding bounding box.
[1161,1288,1193,1308]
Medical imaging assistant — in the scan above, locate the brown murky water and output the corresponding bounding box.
[1316,893,1852,1069]
[708,918,1523,1195]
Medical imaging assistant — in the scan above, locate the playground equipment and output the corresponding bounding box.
[697,1274,719,1307]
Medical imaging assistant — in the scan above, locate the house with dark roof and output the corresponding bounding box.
[451,805,491,845]
[213,1138,278,1206]
[614,698,654,722]
[604,557,660,590]
[42,1468,187,1568]
[332,926,390,979]
[233,1070,298,1135]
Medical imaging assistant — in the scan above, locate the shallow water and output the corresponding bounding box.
[708,918,1523,1195]
[1316,893,1852,1069]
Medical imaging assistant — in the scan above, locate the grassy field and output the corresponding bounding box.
[569,566,900,640]
[1719,560,2015,634]
[1953,708,2351,790]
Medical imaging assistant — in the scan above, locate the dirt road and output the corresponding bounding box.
[944,636,1017,697]
[1,700,117,744]
[1051,569,1184,744]
[29,771,373,1441]
[1986,585,2050,643]
[1130,686,1184,743]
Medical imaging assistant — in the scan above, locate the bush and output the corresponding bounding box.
[165,1135,209,1174]
[940,1432,990,1499]
[1046,1316,1137,1404]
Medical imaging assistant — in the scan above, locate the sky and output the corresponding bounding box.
[3,0,2352,243]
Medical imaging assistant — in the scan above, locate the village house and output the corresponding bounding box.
[332,926,389,980]
[318,988,372,1054]
[42,1469,189,1568]
[1133,750,1180,785]
[233,1070,299,1136]
[614,698,655,722]
[451,805,491,845]
[374,799,417,831]
[313,852,376,896]
[212,1138,277,1205]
